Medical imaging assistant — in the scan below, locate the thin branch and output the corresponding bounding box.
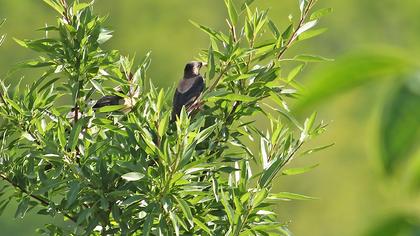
[283,141,304,167]
[59,0,71,24]
[277,0,315,60]
[207,61,232,93]
[0,174,77,223]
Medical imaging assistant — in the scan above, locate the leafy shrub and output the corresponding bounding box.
[0,0,330,235]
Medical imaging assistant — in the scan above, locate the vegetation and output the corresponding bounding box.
[0,0,332,235]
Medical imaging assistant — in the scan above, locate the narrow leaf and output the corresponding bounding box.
[121,172,145,181]
[268,192,315,201]
[282,164,319,175]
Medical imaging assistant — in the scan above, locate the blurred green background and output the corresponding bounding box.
[0,0,419,235]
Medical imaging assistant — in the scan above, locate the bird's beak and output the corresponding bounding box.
[201,62,208,67]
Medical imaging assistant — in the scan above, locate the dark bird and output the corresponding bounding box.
[93,73,139,112]
[93,93,124,109]
[172,61,206,121]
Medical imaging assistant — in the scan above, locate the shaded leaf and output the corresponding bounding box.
[380,75,420,173]
[295,49,416,110]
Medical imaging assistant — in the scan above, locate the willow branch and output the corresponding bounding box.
[277,0,316,60]
[0,174,77,223]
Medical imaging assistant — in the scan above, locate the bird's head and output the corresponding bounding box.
[184,61,206,78]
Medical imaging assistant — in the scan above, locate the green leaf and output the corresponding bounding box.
[15,197,30,218]
[301,143,335,156]
[253,188,268,208]
[98,28,113,44]
[310,8,333,20]
[282,164,319,175]
[268,192,315,201]
[268,20,281,38]
[380,75,420,173]
[190,20,226,42]
[68,117,88,151]
[209,93,256,103]
[299,0,307,13]
[295,48,416,110]
[22,132,36,142]
[121,195,143,207]
[193,218,211,234]
[158,113,170,138]
[282,24,294,41]
[143,212,154,236]
[13,38,29,48]
[21,60,55,68]
[43,0,64,16]
[175,197,194,227]
[169,211,180,236]
[121,172,145,181]
[224,0,238,25]
[292,54,334,62]
[208,45,216,80]
[258,157,283,188]
[72,2,91,15]
[299,115,313,143]
[220,189,234,225]
[366,214,420,236]
[195,124,217,144]
[223,73,255,82]
[156,89,165,112]
[295,20,317,37]
[287,64,305,82]
[240,0,256,11]
[5,98,23,114]
[65,182,80,208]
[298,28,328,41]
[96,105,125,113]
[57,119,67,149]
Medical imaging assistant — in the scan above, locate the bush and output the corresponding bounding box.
[0,0,330,235]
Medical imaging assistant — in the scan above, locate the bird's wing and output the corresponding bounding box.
[93,95,123,108]
[172,76,205,120]
[184,75,205,100]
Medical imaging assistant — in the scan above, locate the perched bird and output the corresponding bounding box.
[172,61,206,121]
[93,92,124,108]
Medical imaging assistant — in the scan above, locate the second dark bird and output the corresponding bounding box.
[172,61,206,121]
[93,73,139,112]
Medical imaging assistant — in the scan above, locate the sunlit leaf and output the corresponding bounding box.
[68,117,89,151]
[224,0,238,25]
[295,20,317,37]
[282,164,319,175]
[96,105,125,113]
[292,54,334,62]
[310,8,333,20]
[121,172,145,181]
[268,192,315,201]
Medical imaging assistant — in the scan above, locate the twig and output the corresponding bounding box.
[277,0,315,60]
[207,62,232,93]
[0,174,77,223]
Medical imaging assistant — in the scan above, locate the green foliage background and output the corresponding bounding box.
[0,0,419,235]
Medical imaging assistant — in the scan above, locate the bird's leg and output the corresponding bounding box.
[187,100,205,119]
